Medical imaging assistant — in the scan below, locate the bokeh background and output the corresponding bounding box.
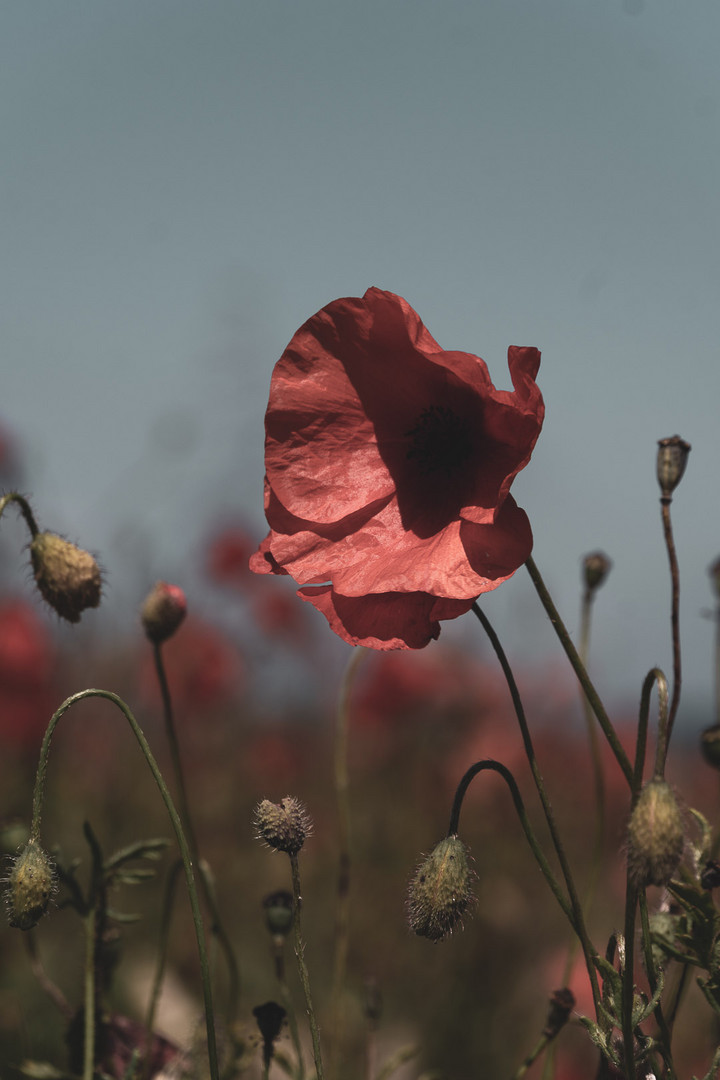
[2,2,720,1077]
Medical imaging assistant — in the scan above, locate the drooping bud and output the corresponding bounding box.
[626,779,684,887]
[6,839,56,930]
[30,531,102,623]
[656,436,691,500]
[582,551,612,593]
[141,582,187,643]
[708,557,720,601]
[407,835,474,942]
[262,890,294,937]
[254,797,311,856]
[700,725,720,771]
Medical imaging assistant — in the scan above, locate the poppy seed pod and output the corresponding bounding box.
[262,890,294,937]
[656,436,691,500]
[254,797,311,856]
[141,582,187,643]
[582,551,612,592]
[30,532,102,623]
[407,835,474,942]
[627,780,684,888]
[6,839,55,930]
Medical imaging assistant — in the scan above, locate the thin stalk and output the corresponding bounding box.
[330,646,367,1080]
[83,906,97,1080]
[638,894,676,1080]
[0,491,39,537]
[513,1032,551,1080]
[153,643,240,1022]
[144,858,184,1079]
[471,604,601,1016]
[524,556,633,786]
[621,875,638,1080]
[659,498,682,762]
[273,940,305,1080]
[30,690,219,1080]
[289,853,324,1080]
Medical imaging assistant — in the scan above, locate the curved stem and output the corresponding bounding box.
[470,603,601,1018]
[0,491,39,538]
[30,689,219,1080]
[289,853,324,1080]
[524,556,633,786]
[660,499,682,753]
[153,643,241,1022]
[448,759,572,924]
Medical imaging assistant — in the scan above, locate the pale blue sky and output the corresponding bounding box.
[2,1,720,721]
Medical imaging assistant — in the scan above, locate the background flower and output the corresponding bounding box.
[252,287,544,648]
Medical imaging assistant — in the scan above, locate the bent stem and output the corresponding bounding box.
[659,497,682,759]
[0,491,39,537]
[524,556,633,787]
[289,853,324,1080]
[30,690,219,1080]
[153,642,241,1022]
[330,645,367,1080]
[471,603,601,1018]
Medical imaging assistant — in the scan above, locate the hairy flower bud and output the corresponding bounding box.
[656,436,691,500]
[30,532,102,623]
[6,839,56,930]
[141,582,187,643]
[254,797,311,856]
[627,780,684,887]
[407,835,474,941]
[262,890,294,936]
[582,551,612,592]
[700,725,720,771]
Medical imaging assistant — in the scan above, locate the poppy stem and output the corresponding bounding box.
[659,497,682,753]
[152,642,241,1023]
[0,491,39,538]
[524,555,633,787]
[471,602,601,1018]
[289,853,325,1080]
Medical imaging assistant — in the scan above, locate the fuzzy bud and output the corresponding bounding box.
[656,435,691,500]
[627,779,684,887]
[700,725,720,771]
[254,797,311,856]
[262,890,294,936]
[407,835,474,942]
[582,551,612,592]
[30,531,102,623]
[141,582,187,643]
[6,839,56,930]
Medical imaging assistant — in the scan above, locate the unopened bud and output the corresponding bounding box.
[30,532,102,623]
[407,835,474,942]
[254,797,311,856]
[583,551,612,592]
[656,436,691,500]
[543,987,575,1039]
[6,839,56,930]
[141,582,187,643]
[700,725,720,771]
[262,890,294,936]
[709,557,720,601]
[627,779,684,887]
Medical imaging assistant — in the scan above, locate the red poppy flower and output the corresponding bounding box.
[251,288,543,649]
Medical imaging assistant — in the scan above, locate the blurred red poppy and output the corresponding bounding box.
[206,524,258,590]
[252,288,543,648]
[0,598,55,747]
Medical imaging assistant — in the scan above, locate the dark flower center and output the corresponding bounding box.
[406,405,473,476]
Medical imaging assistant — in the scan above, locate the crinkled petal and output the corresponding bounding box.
[298,586,474,649]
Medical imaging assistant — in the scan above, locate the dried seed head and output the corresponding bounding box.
[30,531,102,623]
[700,725,720,771]
[262,890,294,937]
[582,551,612,592]
[407,835,474,942]
[656,435,691,500]
[254,797,311,856]
[6,839,56,930]
[141,581,187,643]
[627,779,684,888]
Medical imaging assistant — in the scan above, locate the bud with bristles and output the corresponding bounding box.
[583,551,612,592]
[407,835,474,942]
[141,581,187,643]
[627,779,684,887]
[6,839,56,930]
[30,531,102,623]
[656,435,691,500]
[254,797,311,856]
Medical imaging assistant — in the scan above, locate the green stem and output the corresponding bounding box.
[83,906,96,1080]
[638,893,675,1080]
[144,858,184,1078]
[449,760,573,924]
[524,556,633,786]
[621,874,638,1080]
[512,1033,551,1080]
[30,690,219,1080]
[153,643,241,1022]
[273,941,305,1080]
[0,491,39,537]
[660,498,682,755]
[471,603,601,1018]
[289,853,324,1080]
[330,646,366,1080]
